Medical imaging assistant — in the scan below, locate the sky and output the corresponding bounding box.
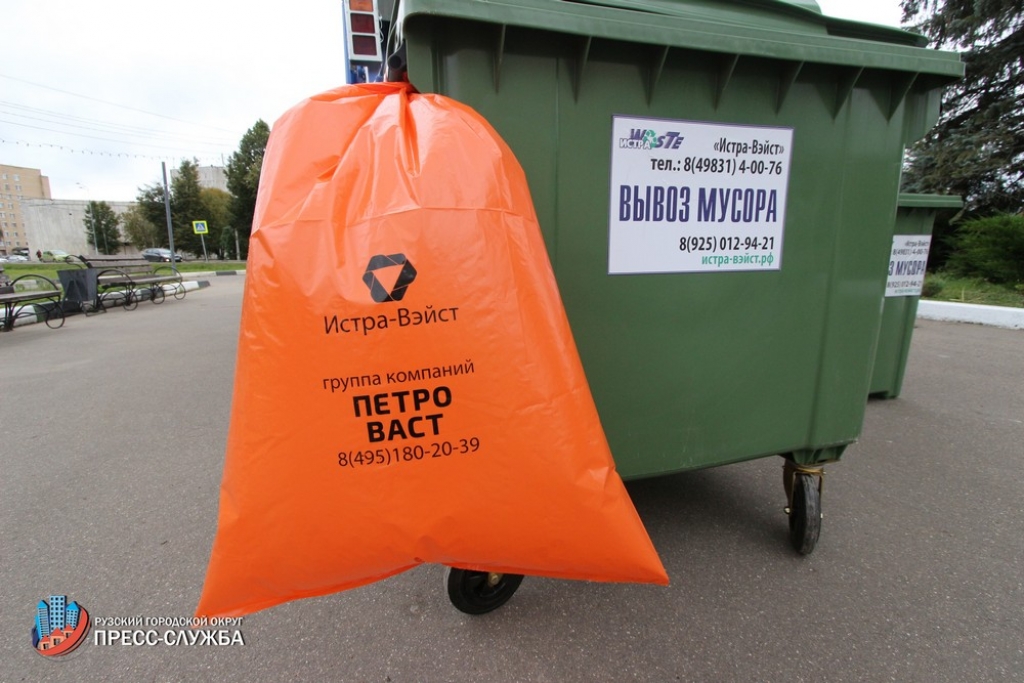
[1,0,906,202]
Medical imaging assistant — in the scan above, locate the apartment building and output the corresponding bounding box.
[0,164,52,255]
[169,164,228,192]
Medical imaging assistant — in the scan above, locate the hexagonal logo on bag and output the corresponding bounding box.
[363,254,417,303]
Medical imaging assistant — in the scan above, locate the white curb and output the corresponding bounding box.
[917,300,1024,330]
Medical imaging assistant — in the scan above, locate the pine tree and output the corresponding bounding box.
[225,120,270,260]
[170,160,206,257]
[901,0,1024,215]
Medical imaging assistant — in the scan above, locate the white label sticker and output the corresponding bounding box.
[885,235,932,297]
[608,116,793,274]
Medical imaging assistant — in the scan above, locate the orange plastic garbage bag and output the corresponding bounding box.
[196,82,667,618]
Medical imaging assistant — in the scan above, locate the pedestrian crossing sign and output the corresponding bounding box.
[193,220,209,234]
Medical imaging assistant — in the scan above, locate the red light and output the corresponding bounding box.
[351,35,379,56]
[350,13,375,34]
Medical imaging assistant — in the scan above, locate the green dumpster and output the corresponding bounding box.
[870,193,963,399]
[393,0,962,553]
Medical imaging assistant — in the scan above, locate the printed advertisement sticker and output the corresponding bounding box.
[608,116,793,274]
[886,235,932,297]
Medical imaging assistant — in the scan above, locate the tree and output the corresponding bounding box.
[900,0,1024,215]
[134,183,169,247]
[225,120,270,260]
[946,214,1024,284]
[170,159,206,257]
[219,219,240,259]
[121,204,160,250]
[200,187,233,260]
[133,161,234,258]
[84,201,121,255]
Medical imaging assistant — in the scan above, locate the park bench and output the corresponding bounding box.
[77,256,186,312]
[0,272,65,332]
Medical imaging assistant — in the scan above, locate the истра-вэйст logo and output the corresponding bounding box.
[363,254,417,303]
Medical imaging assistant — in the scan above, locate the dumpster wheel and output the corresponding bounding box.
[445,567,524,615]
[784,463,823,555]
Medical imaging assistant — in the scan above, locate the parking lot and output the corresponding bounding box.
[2,276,1022,682]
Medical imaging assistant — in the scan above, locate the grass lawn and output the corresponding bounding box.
[176,261,247,272]
[923,273,1024,308]
[2,260,246,283]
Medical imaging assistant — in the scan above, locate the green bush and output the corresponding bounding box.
[921,273,945,298]
[946,214,1024,285]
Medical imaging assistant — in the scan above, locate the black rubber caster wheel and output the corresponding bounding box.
[445,567,524,615]
[788,472,822,555]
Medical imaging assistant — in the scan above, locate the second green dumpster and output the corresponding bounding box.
[870,193,963,399]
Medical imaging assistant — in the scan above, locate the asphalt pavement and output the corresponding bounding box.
[1,277,1022,682]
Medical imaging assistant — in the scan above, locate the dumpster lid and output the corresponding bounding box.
[398,0,963,80]
[898,193,965,209]
[564,0,928,47]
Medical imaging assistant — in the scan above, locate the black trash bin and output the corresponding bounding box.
[57,268,99,314]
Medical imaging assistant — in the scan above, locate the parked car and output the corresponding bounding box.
[40,250,75,263]
[11,247,30,257]
[141,248,183,262]
[5,254,28,262]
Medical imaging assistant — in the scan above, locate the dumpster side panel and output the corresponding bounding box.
[802,85,904,448]
[551,53,905,476]
[404,15,951,478]
[554,52,835,476]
